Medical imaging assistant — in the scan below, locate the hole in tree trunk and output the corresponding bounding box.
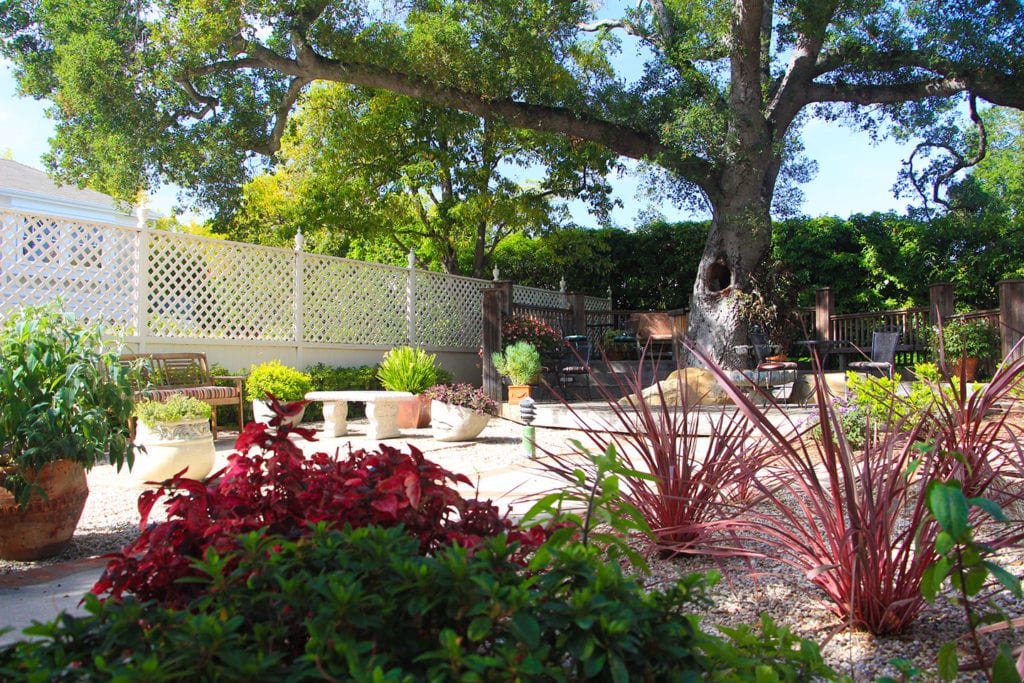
[705,260,732,293]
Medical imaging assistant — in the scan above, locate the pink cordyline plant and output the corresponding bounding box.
[535,344,770,556]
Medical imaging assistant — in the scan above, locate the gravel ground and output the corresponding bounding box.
[3,416,1023,681]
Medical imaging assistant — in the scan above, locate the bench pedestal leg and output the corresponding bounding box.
[321,400,349,437]
[366,399,402,440]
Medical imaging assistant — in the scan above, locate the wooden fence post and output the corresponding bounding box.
[929,282,954,325]
[482,288,503,401]
[815,288,834,341]
[495,280,514,316]
[999,279,1024,361]
[569,292,586,335]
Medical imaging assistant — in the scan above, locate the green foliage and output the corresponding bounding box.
[921,481,1024,683]
[306,362,381,418]
[376,346,439,394]
[0,524,840,681]
[845,366,941,426]
[0,301,136,505]
[133,394,211,428]
[244,361,313,402]
[931,319,1002,362]
[491,341,541,386]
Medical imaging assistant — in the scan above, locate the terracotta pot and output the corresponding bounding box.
[952,357,980,382]
[397,394,432,429]
[132,418,216,486]
[0,459,89,561]
[507,385,532,405]
[430,401,491,442]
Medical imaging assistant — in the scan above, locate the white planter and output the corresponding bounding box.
[252,399,306,427]
[132,418,216,486]
[430,401,491,442]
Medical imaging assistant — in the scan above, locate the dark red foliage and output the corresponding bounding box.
[94,398,545,607]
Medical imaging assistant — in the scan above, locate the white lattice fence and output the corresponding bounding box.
[0,209,139,330]
[513,285,567,309]
[0,209,503,353]
[412,270,490,348]
[302,256,409,346]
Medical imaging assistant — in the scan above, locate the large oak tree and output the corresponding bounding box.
[2,0,1022,361]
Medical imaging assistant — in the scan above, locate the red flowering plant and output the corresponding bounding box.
[501,314,563,354]
[92,395,548,608]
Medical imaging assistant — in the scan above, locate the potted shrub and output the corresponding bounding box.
[377,346,440,428]
[246,361,313,426]
[491,341,542,405]
[0,302,137,560]
[601,328,637,361]
[931,319,1001,381]
[131,395,216,485]
[423,383,498,441]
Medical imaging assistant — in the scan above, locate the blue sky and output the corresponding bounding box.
[1,61,917,226]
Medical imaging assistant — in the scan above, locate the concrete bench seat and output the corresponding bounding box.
[305,390,414,440]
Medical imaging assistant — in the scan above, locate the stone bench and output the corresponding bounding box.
[304,390,414,440]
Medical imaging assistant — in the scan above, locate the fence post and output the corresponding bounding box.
[136,226,151,352]
[482,288,503,401]
[406,250,417,346]
[999,279,1024,361]
[815,287,833,341]
[569,292,586,335]
[495,280,514,316]
[929,282,954,324]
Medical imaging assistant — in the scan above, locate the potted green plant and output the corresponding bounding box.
[423,383,497,441]
[601,328,637,361]
[131,395,216,485]
[0,302,137,560]
[491,341,542,404]
[931,319,1001,381]
[377,346,440,428]
[246,361,313,426]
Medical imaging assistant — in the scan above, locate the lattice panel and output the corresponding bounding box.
[301,256,409,346]
[0,210,139,332]
[412,271,489,348]
[513,285,566,309]
[146,234,296,340]
[584,295,611,312]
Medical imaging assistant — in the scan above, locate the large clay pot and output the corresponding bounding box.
[952,357,980,382]
[397,394,432,429]
[132,418,217,486]
[431,401,491,442]
[0,460,89,561]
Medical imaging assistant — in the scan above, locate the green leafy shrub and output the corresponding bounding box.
[0,525,839,681]
[245,360,312,401]
[134,394,212,428]
[931,319,1001,363]
[491,341,542,385]
[376,346,439,393]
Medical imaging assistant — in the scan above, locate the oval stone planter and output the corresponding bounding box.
[430,401,491,442]
[0,459,89,561]
[252,400,306,427]
[132,418,216,486]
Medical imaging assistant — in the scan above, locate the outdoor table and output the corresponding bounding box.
[794,339,851,370]
[304,390,413,440]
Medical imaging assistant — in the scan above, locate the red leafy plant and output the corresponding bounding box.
[94,396,546,607]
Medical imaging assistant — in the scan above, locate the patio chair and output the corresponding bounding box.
[557,336,593,400]
[749,331,798,400]
[848,330,899,379]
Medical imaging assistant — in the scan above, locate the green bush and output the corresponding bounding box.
[245,361,312,402]
[134,394,211,428]
[0,525,838,681]
[376,346,439,393]
[491,341,542,385]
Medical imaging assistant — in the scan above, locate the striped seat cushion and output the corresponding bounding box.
[139,386,237,402]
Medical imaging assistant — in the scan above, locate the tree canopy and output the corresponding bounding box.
[2,0,1022,359]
